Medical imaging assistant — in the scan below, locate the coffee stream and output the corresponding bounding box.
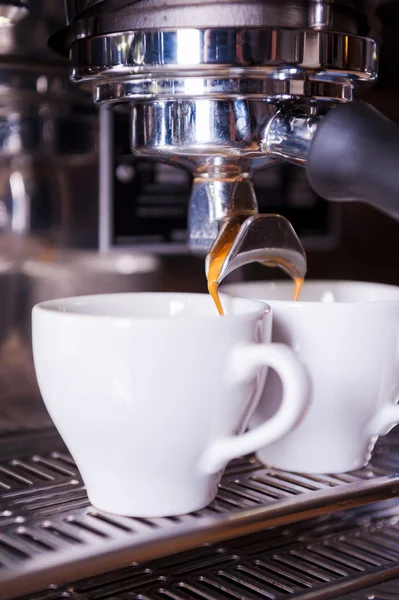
[293,277,303,302]
[207,220,242,316]
[207,223,304,315]
[261,256,304,302]
[208,243,232,316]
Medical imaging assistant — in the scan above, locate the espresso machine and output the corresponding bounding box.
[46,0,396,259]
[4,2,399,600]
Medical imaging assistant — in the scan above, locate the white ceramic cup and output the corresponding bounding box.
[222,280,399,474]
[32,292,309,517]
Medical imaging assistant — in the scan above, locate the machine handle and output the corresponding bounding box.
[307,101,399,220]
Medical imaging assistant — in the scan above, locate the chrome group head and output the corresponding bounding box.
[51,0,379,254]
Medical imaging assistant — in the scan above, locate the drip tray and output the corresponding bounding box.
[1,428,399,599]
[13,497,399,599]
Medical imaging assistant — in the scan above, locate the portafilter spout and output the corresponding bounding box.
[194,162,307,287]
[188,164,260,256]
[206,214,307,286]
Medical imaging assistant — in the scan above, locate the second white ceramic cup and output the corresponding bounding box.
[32,292,309,517]
[222,280,399,474]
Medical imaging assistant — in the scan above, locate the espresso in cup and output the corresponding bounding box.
[222,280,399,474]
[32,292,309,517]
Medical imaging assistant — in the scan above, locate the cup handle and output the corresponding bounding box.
[367,402,399,437]
[199,343,310,475]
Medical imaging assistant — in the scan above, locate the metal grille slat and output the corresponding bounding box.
[303,545,367,572]
[87,513,134,534]
[51,452,77,467]
[234,564,299,593]
[217,485,264,505]
[263,474,321,492]
[249,477,300,497]
[154,591,184,600]
[8,485,85,507]
[249,561,317,588]
[196,575,262,600]
[31,457,77,477]
[343,536,399,560]
[175,582,224,600]
[10,460,58,482]
[0,466,33,486]
[40,522,83,545]
[171,557,238,577]
[14,527,58,552]
[75,576,165,599]
[365,532,399,553]
[286,550,347,577]
[323,540,384,566]
[213,571,277,598]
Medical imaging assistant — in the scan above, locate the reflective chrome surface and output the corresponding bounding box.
[52,0,374,53]
[189,169,259,254]
[213,213,307,284]
[265,110,322,166]
[65,26,377,255]
[131,100,278,161]
[96,78,355,105]
[52,1,379,256]
[131,96,279,254]
[70,28,378,92]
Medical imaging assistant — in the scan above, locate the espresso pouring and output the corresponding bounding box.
[206,219,304,316]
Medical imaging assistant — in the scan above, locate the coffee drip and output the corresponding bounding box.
[206,214,307,315]
[207,215,246,316]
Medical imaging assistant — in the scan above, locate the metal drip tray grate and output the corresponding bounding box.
[13,499,399,599]
[1,428,399,599]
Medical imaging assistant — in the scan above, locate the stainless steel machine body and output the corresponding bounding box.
[49,0,380,254]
